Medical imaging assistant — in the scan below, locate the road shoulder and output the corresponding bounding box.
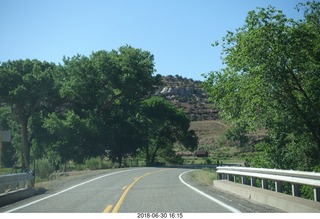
[182,170,285,213]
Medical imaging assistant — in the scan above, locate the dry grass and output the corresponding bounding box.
[35,169,115,192]
[188,120,257,164]
[189,169,217,186]
[190,120,229,147]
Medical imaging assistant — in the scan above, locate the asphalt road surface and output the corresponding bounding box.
[0,167,283,213]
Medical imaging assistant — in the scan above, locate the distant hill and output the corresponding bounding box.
[154,75,218,121]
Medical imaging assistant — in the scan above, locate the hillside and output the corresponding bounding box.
[154,75,218,121]
[155,75,256,162]
[155,75,258,163]
[154,75,233,159]
[189,120,244,161]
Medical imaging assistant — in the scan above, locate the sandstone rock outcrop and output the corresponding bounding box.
[154,75,218,121]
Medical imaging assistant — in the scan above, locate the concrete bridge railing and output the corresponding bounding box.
[216,166,320,202]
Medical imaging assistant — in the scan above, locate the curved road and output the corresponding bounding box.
[0,167,281,213]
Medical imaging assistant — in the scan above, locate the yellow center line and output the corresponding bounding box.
[103,205,113,213]
[111,168,172,213]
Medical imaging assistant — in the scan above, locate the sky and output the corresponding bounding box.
[0,0,306,81]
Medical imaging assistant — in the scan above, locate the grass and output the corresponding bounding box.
[189,168,217,186]
[183,157,244,165]
[0,168,12,175]
[188,119,261,164]
[190,120,229,147]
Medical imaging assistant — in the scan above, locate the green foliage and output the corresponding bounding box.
[35,158,55,180]
[84,157,114,170]
[224,122,249,147]
[84,157,101,170]
[203,1,320,170]
[138,96,198,165]
[0,107,17,167]
[205,158,212,165]
[160,148,184,165]
[43,110,102,163]
[0,45,199,170]
[51,45,162,167]
[0,59,57,170]
[301,185,314,200]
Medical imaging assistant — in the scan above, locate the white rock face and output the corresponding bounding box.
[159,86,194,96]
[154,75,219,120]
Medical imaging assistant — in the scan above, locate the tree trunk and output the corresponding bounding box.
[19,116,30,171]
[145,144,150,166]
[118,156,123,168]
[150,147,160,165]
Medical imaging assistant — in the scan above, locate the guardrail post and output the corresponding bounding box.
[215,166,320,202]
[0,184,5,193]
[250,177,256,187]
[219,173,226,180]
[292,184,301,197]
[275,181,282,193]
[262,179,268,189]
[241,176,248,185]
[314,187,320,202]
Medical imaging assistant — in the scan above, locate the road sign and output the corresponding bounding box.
[0,130,11,167]
[1,130,11,142]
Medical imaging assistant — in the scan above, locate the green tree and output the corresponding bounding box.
[56,45,160,113]
[224,122,249,147]
[0,59,56,171]
[0,106,17,167]
[43,110,101,165]
[203,1,320,170]
[106,112,144,167]
[138,97,198,165]
[46,45,161,165]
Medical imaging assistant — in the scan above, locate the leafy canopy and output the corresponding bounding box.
[138,96,198,165]
[0,59,56,170]
[203,1,320,170]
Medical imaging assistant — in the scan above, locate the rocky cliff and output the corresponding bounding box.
[154,75,218,121]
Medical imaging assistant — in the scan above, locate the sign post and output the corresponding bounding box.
[0,130,11,168]
[0,131,2,168]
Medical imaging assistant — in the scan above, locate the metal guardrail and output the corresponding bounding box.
[216,166,320,202]
[0,172,35,194]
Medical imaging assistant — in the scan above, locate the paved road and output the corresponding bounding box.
[0,167,282,213]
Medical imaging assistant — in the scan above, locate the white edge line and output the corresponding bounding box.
[5,168,144,213]
[179,170,242,213]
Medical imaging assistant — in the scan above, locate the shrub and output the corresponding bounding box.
[84,157,115,170]
[100,159,115,169]
[85,157,102,170]
[35,158,55,179]
[205,158,212,165]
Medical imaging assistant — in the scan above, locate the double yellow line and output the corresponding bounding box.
[103,169,170,213]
